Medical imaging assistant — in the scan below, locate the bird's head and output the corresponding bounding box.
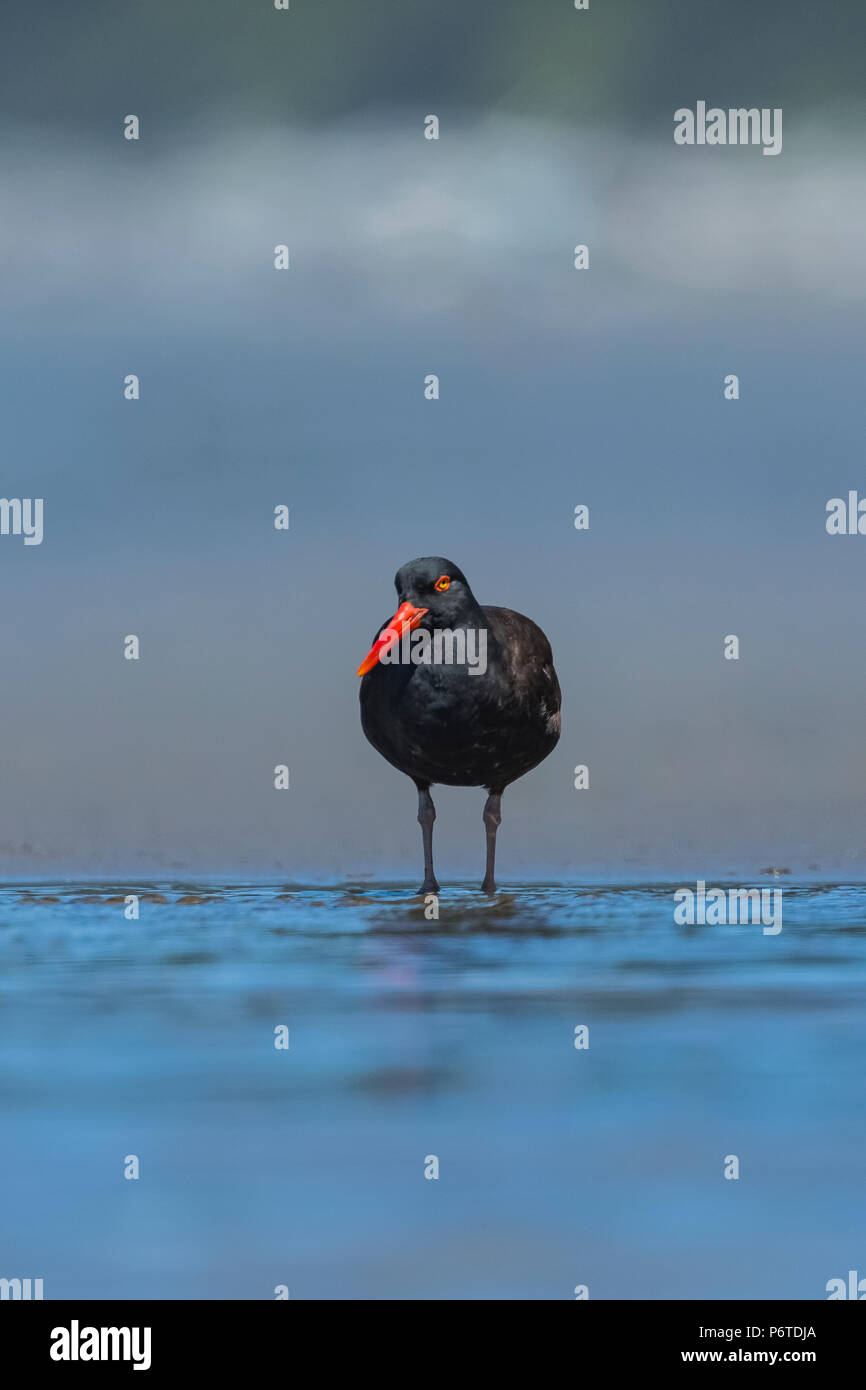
[394,557,476,620]
[357,557,479,675]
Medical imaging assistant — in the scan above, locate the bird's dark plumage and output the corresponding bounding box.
[358,557,561,894]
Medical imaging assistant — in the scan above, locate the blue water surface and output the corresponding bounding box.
[0,881,864,1300]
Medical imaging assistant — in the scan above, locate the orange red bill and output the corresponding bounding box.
[357,602,428,676]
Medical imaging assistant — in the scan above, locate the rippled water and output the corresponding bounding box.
[1,881,864,1299]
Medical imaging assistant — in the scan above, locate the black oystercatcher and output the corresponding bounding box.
[357,557,561,894]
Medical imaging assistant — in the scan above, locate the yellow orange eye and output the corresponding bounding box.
[434,575,451,592]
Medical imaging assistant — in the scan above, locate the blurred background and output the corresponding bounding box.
[1,0,865,879]
[3,0,866,1308]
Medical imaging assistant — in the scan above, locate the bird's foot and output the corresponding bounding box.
[419,878,440,895]
[481,877,496,896]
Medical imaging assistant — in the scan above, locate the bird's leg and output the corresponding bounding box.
[481,791,502,895]
[416,785,440,895]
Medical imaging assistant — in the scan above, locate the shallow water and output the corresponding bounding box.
[1,881,864,1299]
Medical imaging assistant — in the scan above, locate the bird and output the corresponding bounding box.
[357,557,561,895]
